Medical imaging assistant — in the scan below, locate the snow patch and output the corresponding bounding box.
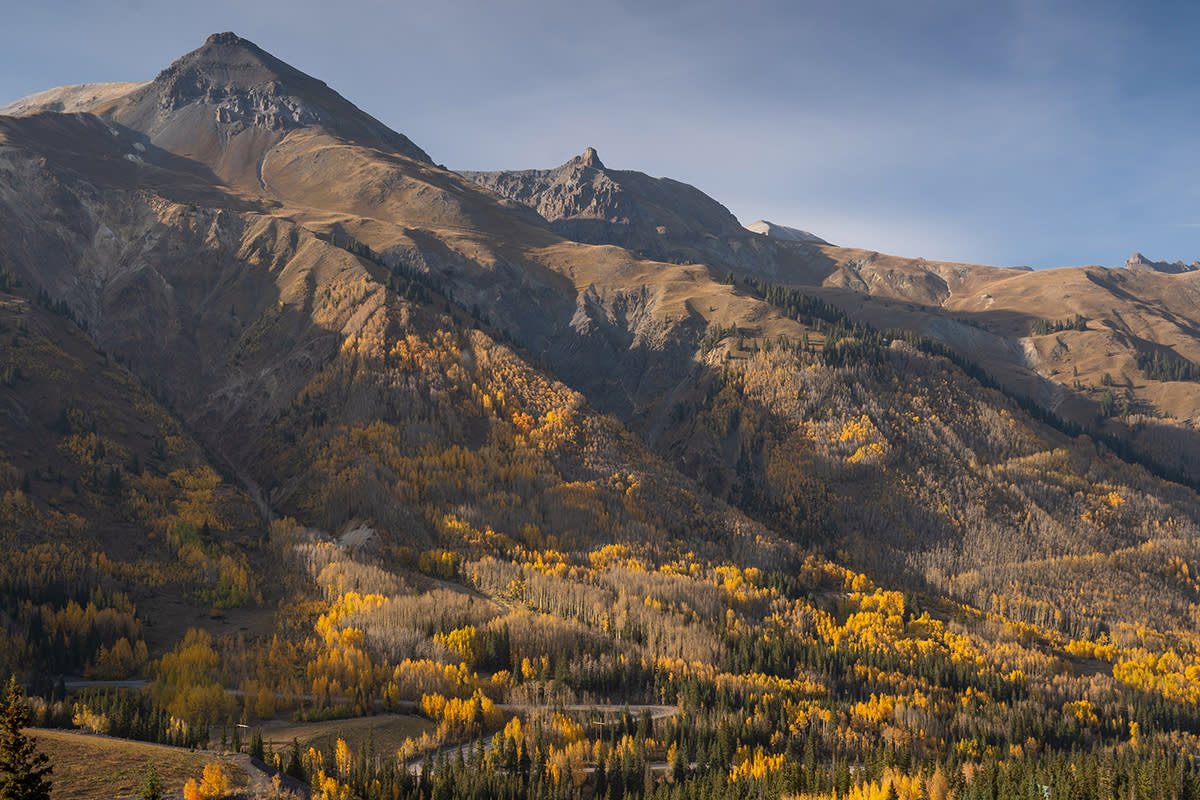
[744,219,828,245]
[0,82,147,116]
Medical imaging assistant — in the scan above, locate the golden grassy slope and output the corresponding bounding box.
[33,729,225,800]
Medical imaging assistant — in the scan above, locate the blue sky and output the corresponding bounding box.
[1,0,1196,269]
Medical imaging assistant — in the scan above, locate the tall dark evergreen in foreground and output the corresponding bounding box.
[0,677,51,800]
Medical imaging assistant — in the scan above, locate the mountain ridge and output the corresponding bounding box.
[8,31,1200,490]
[7,33,1200,799]
[0,81,147,116]
[462,145,1200,482]
[1125,251,1200,274]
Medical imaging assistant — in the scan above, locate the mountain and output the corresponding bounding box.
[460,148,845,286]
[468,149,1200,484]
[110,31,430,171]
[6,31,1200,799]
[0,27,800,634]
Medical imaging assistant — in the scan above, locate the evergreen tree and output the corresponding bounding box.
[139,762,162,800]
[0,676,52,800]
[594,757,608,798]
[672,743,687,785]
[285,738,305,781]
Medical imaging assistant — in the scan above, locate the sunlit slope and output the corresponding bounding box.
[0,81,146,117]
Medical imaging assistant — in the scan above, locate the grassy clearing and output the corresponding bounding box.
[260,713,435,760]
[33,728,241,800]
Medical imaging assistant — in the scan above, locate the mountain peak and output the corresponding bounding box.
[204,31,252,47]
[149,31,322,112]
[109,32,430,163]
[568,146,604,170]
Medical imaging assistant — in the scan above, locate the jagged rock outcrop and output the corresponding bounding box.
[1124,251,1199,274]
[459,147,851,293]
[462,148,758,259]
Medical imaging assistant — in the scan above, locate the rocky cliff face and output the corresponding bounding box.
[141,32,427,157]
[89,32,429,194]
[1125,251,1199,274]
[462,148,771,263]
